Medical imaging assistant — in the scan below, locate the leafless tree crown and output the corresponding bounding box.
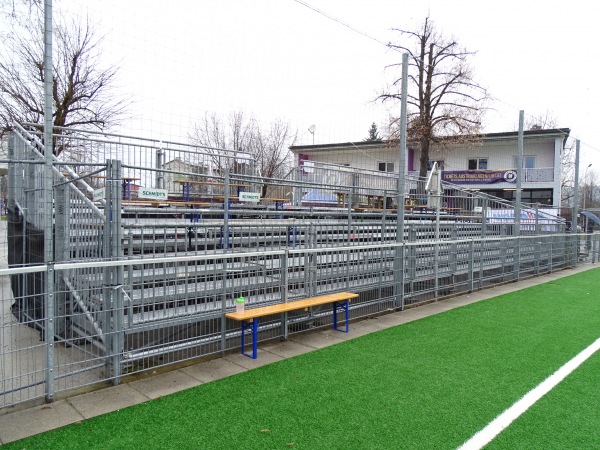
[380,16,489,177]
[0,10,128,155]
[189,111,297,196]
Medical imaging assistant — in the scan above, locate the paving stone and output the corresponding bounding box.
[372,312,413,327]
[261,339,315,358]
[223,349,284,370]
[67,384,149,419]
[290,329,346,349]
[181,358,247,383]
[129,370,201,400]
[0,400,84,444]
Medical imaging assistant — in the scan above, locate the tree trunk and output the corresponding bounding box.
[416,137,431,202]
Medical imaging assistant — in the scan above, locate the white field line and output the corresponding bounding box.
[458,337,600,450]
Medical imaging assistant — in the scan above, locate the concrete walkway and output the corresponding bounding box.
[0,263,596,445]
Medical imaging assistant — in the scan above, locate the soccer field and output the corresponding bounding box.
[6,268,600,449]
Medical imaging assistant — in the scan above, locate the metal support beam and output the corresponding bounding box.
[43,0,55,404]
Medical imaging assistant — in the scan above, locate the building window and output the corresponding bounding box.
[428,160,444,170]
[378,162,394,172]
[483,189,553,205]
[513,156,536,169]
[468,158,488,170]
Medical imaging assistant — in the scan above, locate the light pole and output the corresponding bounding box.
[583,163,592,233]
[583,163,592,212]
[308,125,315,145]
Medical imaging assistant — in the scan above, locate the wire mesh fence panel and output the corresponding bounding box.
[0,267,49,408]
[1,127,594,409]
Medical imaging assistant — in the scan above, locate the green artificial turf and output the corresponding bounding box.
[7,268,600,449]
[487,351,600,449]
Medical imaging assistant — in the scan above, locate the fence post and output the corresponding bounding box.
[574,233,580,266]
[308,224,317,297]
[223,169,230,249]
[408,226,417,287]
[155,145,164,189]
[535,240,541,275]
[481,198,488,237]
[282,249,289,339]
[394,52,408,310]
[103,159,124,384]
[293,168,301,207]
[351,173,359,208]
[514,237,521,282]
[26,151,35,219]
[45,263,55,402]
[549,237,554,273]
[468,239,474,292]
[220,253,228,355]
[7,133,16,213]
[478,237,484,290]
[393,244,404,309]
[54,183,69,336]
[450,226,458,279]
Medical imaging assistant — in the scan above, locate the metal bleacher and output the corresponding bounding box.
[6,125,578,383]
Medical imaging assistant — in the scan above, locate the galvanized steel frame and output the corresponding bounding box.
[1,127,594,409]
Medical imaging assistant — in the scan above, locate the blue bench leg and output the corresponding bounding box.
[241,318,259,359]
[333,300,350,333]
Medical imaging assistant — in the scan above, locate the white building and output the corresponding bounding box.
[290,128,570,206]
[163,157,210,195]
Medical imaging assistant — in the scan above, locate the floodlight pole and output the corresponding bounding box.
[513,111,524,281]
[573,140,581,263]
[515,111,524,237]
[394,52,408,310]
[573,140,580,226]
[43,0,55,403]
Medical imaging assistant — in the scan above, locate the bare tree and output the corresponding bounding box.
[582,169,597,211]
[523,111,558,131]
[189,111,296,196]
[380,16,489,178]
[522,112,574,209]
[189,111,254,169]
[0,11,128,155]
[248,118,295,195]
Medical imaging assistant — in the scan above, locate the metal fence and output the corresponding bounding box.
[2,126,595,409]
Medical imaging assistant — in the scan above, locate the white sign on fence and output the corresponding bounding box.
[239,192,260,203]
[138,187,168,201]
[93,188,105,201]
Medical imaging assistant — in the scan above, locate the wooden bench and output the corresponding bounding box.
[121,199,215,208]
[260,197,288,210]
[225,291,359,359]
[174,179,248,187]
[174,180,249,201]
[335,192,349,207]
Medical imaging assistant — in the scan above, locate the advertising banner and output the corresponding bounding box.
[442,170,517,184]
[138,187,168,201]
[487,208,561,231]
[239,192,260,202]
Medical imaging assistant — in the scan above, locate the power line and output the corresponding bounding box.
[293,0,600,158]
[291,0,393,50]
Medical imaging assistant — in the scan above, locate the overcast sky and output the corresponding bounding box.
[55,0,600,169]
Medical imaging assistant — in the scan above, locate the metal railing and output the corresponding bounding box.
[2,127,589,409]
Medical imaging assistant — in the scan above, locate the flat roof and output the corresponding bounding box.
[290,128,571,152]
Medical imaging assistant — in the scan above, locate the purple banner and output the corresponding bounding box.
[442,170,517,184]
